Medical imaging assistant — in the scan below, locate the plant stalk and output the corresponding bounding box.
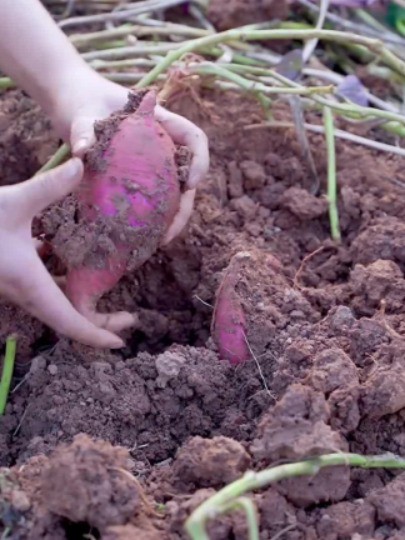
[137,28,405,88]
[0,336,17,416]
[323,106,341,242]
[186,453,405,540]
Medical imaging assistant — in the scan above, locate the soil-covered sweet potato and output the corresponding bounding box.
[64,89,181,332]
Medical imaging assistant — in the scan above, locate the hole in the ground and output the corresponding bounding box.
[32,329,58,355]
[128,329,171,355]
[61,519,100,540]
[125,322,209,357]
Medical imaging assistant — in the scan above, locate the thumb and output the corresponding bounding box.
[70,116,98,157]
[18,158,84,218]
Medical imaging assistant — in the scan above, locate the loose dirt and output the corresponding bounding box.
[1,43,405,540]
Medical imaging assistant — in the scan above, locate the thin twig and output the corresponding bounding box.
[89,57,157,69]
[244,120,405,158]
[270,524,298,540]
[59,0,189,28]
[299,0,405,48]
[323,106,341,242]
[108,467,162,518]
[11,373,29,395]
[298,0,329,193]
[288,94,320,194]
[303,67,401,113]
[218,59,402,114]
[303,0,330,62]
[82,41,185,61]
[193,295,214,309]
[13,406,28,437]
[250,69,405,126]
[243,331,275,400]
[293,245,329,289]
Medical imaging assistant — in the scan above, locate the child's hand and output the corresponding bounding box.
[0,158,125,349]
[52,75,209,244]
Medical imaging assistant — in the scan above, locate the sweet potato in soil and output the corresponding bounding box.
[1,81,405,540]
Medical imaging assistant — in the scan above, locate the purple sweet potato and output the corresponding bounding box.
[212,252,251,365]
[211,249,315,366]
[65,90,181,330]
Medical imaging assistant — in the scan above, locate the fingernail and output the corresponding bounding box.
[73,138,90,156]
[110,337,125,349]
[66,157,83,176]
[187,177,198,189]
[188,172,202,189]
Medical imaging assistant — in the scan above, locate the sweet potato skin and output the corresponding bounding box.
[65,90,181,316]
[212,252,251,365]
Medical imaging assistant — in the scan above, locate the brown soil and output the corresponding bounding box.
[206,0,289,31]
[1,75,405,540]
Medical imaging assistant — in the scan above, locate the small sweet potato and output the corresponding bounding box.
[211,249,309,366]
[211,252,251,365]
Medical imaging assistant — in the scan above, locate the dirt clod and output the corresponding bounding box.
[40,434,140,530]
[172,436,251,490]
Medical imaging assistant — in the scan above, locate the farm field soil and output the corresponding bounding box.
[1,77,405,539]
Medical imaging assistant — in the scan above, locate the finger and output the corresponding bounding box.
[161,189,196,245]
[70,116,98,157]
[80,309,138,334]
[6,253,125,349]
[53,275,66,289]
[16,158,83,219]
[155,105,209,189]
[32,238,43,251]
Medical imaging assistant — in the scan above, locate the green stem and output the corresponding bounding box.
[250,120,405,157]
[302,0,330,63]
[0,336,17,416]
[202,62,405,128]
[221,498,259,540]
[82,42,185,61]
[36,144,71,174]
[71,23,209,49]
[1,527,11,540]
[383,121,405,137]
[248,66,405,126]
[194,63,334,96]
[90,58,157,70]
[137,28,405,88]
[38,27,405,173]
[186,497,260,540]
[0,77,15,90]
[185,453,405,540]
[323,106,340,242]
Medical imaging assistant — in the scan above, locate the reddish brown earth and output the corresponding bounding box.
[1,58,405,540]
[206,0,288,31]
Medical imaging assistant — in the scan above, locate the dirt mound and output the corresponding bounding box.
[0,434,159,539]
